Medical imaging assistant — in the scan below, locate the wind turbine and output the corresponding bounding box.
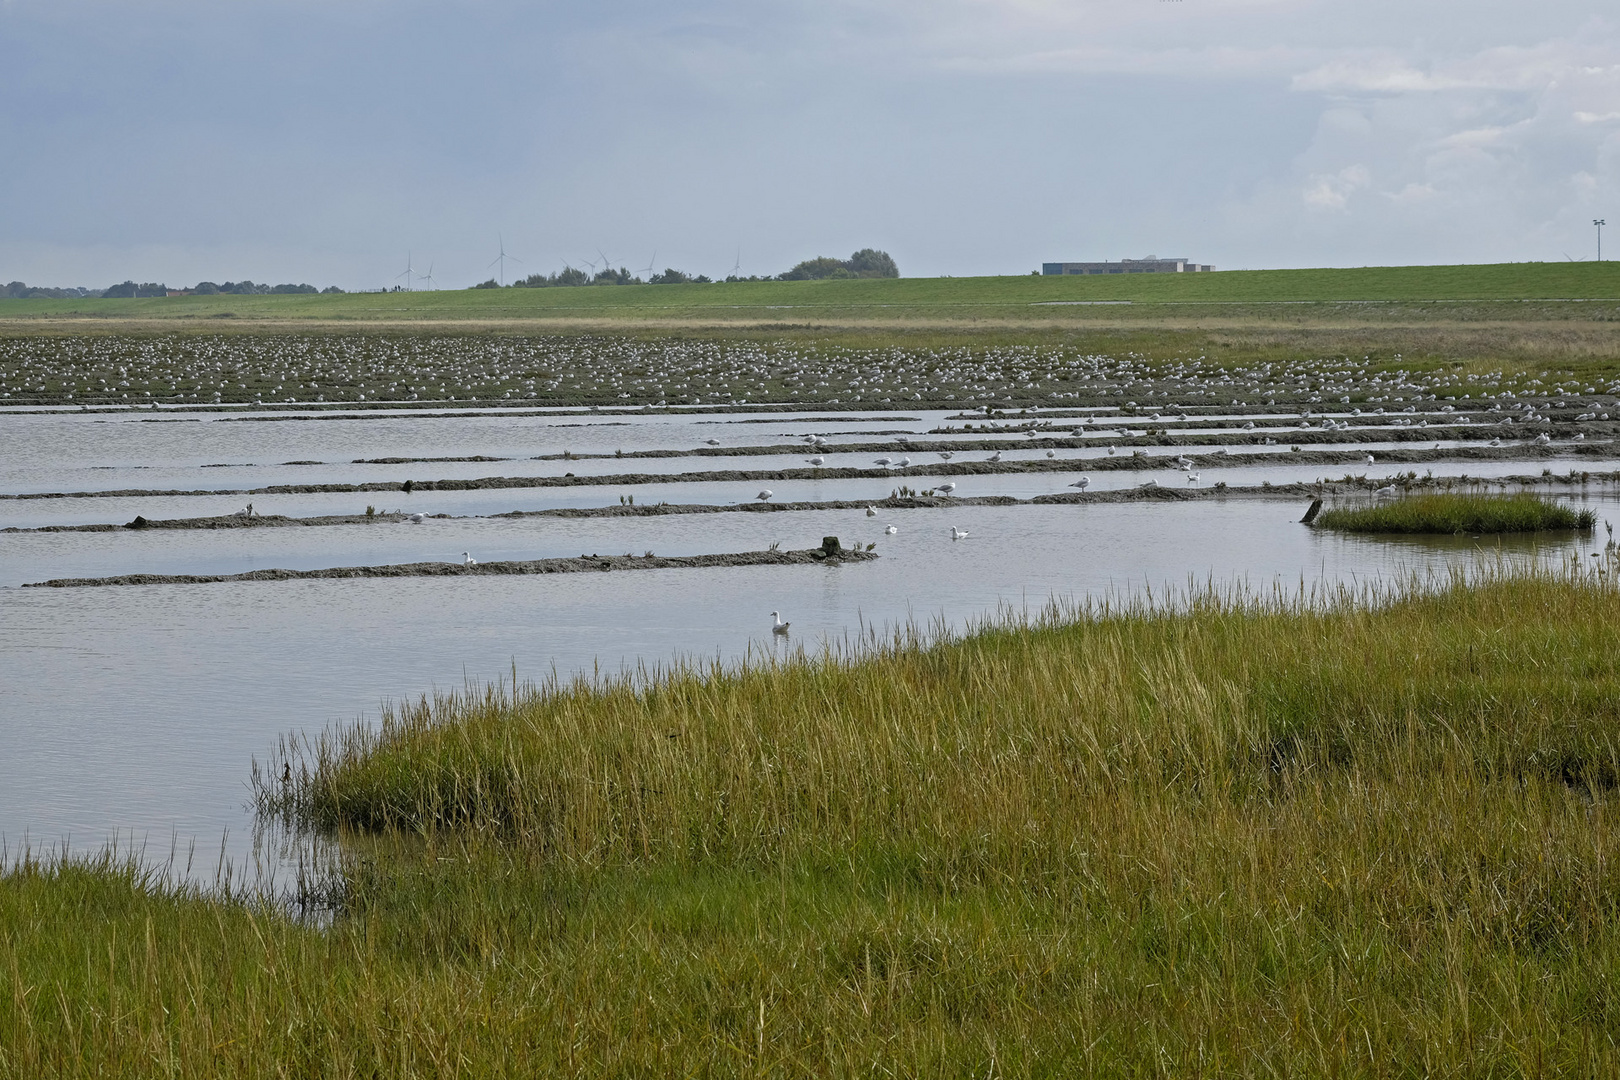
[488,235,521,286]
[729,248,742,279]
[418,262,437,291]
[396,252,415,292]
[597,249,615,279]
[639,251,657,281]
[1597,219,1607,262]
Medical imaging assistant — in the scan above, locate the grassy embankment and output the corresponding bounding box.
[9,568,1620,1074]
[3,261,1620,328]
[5,264,1620,414]
[1317,492,1599,535]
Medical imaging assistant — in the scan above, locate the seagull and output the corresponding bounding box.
[1140,479,1158,488]
[894,457,910,468]
[885,524,898,534]
[408,512,425,524]
[1374,486,1397,498]
[866,506,878,516]
[462,551,477,566]
[1365,454,1375,464]
[951,526,969,540]
[806,456,825,466]
[770,611,790,634]
[1187,473,1200,484]
[1070,476,1090,489]
[933,482,957,496]
[756,489,773,501]
[705,438,721,446]
[988,451,1002,462]
[1046,450,1055,458]
[874,457,892,467]
[939,451,954,461]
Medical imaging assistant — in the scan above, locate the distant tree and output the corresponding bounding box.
[192,281,220,295]
[103,281,139,298]
[270,283,317,294]
[556,266,590,287]
[778,257,848,281]
[320,285,344,294]
[779,249,899,281]
[846,248,899,278]
[472,279,501,289]
[649,268,692,285]
[595,266,634,285]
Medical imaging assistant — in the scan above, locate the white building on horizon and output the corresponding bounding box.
[1042,257,1215,275]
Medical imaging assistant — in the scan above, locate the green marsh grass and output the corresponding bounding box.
[1316,491,1596,534]
[12,567,1620,1075]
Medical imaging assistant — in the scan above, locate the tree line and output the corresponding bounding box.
[471,248,898,289]
[3,280,343,299]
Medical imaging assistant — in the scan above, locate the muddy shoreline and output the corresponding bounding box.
[8,472,1614,534]
[23,546,878,588]
[4,442,1617,503]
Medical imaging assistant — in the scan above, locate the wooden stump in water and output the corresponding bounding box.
[1300,498,1324,525]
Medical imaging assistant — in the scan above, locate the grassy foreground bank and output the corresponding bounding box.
[9,569,1620,1075]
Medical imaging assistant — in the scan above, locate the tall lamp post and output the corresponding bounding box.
[1598,219,1607,262]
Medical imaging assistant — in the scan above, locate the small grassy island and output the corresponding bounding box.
[9,568,1620,1074]
[1315,491,1597,535]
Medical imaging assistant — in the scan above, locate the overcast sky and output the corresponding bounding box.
[2,1,1617,288]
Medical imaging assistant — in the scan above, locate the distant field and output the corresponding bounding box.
[4,262,1620,329]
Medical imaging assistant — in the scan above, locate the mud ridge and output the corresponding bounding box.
[23,546,878,589]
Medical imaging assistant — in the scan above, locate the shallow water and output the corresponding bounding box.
[4,403,1618,885]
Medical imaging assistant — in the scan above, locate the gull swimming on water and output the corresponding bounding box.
[951,526,969,540]
[866,506,878,516]
[885,524,898,534]
[408,512,425,524]
[771,611,790,634]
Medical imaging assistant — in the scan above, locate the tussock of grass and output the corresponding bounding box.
[12,568,1620,1075]
[1316,491,1596,534]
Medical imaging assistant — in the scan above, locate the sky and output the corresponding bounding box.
[1,0,1617,288]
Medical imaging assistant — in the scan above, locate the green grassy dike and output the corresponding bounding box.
[5,261,1620,327]
[10,569,1620,1076]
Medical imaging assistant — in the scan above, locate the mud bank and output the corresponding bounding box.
[23,545,877,588]
[6,444,1617,503]
[7,471,1614,534]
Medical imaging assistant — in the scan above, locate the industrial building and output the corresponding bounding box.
[1042,257,1214,275]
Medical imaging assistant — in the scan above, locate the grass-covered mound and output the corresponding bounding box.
[1316,491,1596,534]
[10,568,1620,1075]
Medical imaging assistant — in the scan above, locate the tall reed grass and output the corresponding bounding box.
[10,565,1620,1076]
[1316,491,1596,534]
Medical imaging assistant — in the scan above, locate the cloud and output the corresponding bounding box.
[1,2,1618,281]
[1302,165,1370,211]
